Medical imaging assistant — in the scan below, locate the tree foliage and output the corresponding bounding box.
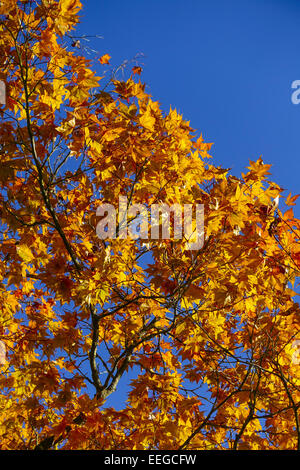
[0,0,300,450]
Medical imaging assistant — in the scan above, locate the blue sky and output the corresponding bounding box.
[73,0,300,408]
[76,0,300,220]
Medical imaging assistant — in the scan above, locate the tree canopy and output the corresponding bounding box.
[0,0,300,450]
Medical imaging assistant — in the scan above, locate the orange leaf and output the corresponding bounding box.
[286,192,300,206]
[283,208,294,220]
[132,66,142,75]
[99,54,111,65]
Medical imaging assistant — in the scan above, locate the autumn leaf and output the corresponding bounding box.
[285,192,300,206]
[17,244,34,263]
[139,106,155,131]
[99,54,111,64]
[132,66,142,75]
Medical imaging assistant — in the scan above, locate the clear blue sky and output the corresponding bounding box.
[76,0,300,219]
[74,0,300,408]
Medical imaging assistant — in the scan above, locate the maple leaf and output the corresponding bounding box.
[132,66,142,75]
[17,245,34,263]
[285,192,300,207]
[99,54,111,64]
[139,106,155,131]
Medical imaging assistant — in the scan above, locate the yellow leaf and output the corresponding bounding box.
[103,128,124,142]
[139,109,155,132]
[17,245,34,263]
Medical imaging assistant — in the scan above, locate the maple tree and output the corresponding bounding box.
[0,0,300,451]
